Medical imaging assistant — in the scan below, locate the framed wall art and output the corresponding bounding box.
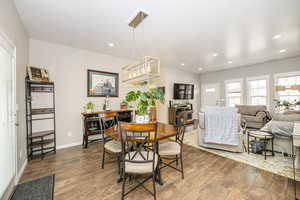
[87,69,119,97]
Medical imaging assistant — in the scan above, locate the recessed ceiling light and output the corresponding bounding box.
[108,43,115,47]
[198,67,203,71]
[272,34,281,40]
[213,53,218,57]
[279,49,287,53]
[181,63,185,66]
[228,61,233,64]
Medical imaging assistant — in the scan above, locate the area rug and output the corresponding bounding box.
[184,130,300,181]
[11,175,55,200]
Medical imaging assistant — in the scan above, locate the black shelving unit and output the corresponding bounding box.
[25,78,56,160]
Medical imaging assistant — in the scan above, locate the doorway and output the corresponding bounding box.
[0,32,17,198]
[201,83,220,110]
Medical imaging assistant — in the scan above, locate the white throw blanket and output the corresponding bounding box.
[203,106,239,145]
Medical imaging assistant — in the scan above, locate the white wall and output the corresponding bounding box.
[199,56,300,109]
[29,39,201,147]
[29,39,135,148]
[0,0,28,174]
[0,0,29,198]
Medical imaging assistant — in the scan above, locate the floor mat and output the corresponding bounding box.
[11,175,54,200]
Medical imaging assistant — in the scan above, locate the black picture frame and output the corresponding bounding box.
[87,69,119,97]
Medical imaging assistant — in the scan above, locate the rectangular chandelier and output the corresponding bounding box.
[122,56,160,85]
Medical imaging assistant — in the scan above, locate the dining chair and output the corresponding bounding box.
[119,122,159,200]
[100,112,122,173]
[158,118,186,179]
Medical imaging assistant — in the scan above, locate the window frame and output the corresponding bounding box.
[246,75,270,106]
[274,71,300,103]
[224,78,243,107]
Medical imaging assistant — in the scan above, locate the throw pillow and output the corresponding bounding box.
[261,120,294,137]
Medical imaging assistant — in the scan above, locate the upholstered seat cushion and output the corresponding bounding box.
[125,151,158,174]
[159,141,181,156]
[104,140,122,153]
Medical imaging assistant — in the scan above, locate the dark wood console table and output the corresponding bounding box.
[81,110,133,148]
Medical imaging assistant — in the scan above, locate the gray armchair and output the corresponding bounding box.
[235,105,268,129]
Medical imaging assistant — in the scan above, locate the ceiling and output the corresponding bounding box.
[14,0,300,73]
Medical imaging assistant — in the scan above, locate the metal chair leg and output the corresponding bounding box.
[121,174,127,200]
[175,155,178,166]
[102,148,105,169]
[272,138,274,156]
[117,154,121,175]
[156,158,163,185]
[180,152,184,179]
[264,138,267,160]
[152,173,157,200]
[247,133,250,154]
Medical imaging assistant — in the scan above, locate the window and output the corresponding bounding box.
[225,79,243,107]
[275,72,300,103]
[247,76,269,105]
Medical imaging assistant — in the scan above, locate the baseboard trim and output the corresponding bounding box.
[2,159,28,200]
[2,178,16,200]
[56,142,82,150]
[16,159,27,184]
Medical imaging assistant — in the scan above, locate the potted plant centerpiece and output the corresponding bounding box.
[125,88,164,123]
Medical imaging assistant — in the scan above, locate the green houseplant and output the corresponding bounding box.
[125,88,165,122]
[86,101,94,113]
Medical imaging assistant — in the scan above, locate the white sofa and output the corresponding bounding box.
[198,112,245,153]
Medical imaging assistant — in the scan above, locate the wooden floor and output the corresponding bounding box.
[21,143,299,200]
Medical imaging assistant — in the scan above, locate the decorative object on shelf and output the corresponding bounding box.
[87,69,119,97]
[125,88,164,123]
[25,78,56,160]
[274,99,299,112]
[86,102,94,113]
[120,100,128,110]
[122,9,160,85]
[103,95,111,111]
[27,66,50,82]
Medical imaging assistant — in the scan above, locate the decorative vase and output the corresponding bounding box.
[149,107,157,121]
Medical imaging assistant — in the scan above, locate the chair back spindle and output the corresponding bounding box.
[98,112,118,141]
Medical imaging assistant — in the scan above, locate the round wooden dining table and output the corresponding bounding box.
[104,121,178,142]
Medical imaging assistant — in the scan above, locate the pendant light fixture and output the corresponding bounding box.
[122,9,160,85]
